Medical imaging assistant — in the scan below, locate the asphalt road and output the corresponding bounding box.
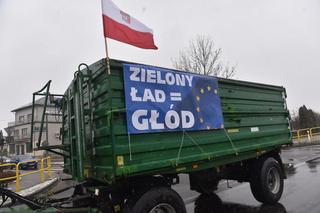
[28,144,320,212]
[186,156,320,213]
[173,144,320,202]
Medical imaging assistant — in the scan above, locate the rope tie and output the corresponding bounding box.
[223,128,239,155]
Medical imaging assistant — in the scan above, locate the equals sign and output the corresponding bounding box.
[170,92,182,101]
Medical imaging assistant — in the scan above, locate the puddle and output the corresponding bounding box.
[306,158,320,173]
[193,193,287,213]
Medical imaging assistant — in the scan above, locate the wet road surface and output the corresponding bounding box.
[174,145,320,203]
[186,156,320,213]
[6,145,320,212]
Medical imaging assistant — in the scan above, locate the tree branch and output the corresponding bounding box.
[173,35,236,78]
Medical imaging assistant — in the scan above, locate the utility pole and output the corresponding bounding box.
[0,130,5,162]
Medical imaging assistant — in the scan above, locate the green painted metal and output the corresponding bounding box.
[62,58,291,183]
[30,80,52,151]
[30,80,66,154]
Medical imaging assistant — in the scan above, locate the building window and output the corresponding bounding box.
[16,145,20,155]
[21,145,25,155]
[26,143,32,153]
[9,144,15,154]
[14,129,19,136]
[22,128,28,136]
[19,115,25,123]
[27,114,32,122]
[16,145,25,155]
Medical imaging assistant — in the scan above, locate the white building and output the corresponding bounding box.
[5,97,62,157]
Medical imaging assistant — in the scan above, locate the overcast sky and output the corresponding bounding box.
[1,0,320,132]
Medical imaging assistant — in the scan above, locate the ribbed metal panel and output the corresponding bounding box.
[62,59,291,182]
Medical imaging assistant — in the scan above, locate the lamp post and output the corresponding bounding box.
[0,130,5,166]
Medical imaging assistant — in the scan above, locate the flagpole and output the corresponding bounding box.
[104,38,111,75]
[101,0,111,75]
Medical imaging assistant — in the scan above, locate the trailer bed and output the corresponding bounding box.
[61,59,291,183]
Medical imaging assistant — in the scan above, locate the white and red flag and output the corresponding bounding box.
[102,0,158,49]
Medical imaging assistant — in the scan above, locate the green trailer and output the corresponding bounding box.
[29,58,291,212]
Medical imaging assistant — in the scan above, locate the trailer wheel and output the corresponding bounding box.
[189,170,219,194]
[124,187,186,213]
[194,193,223,213]
[250,157,284,204]
[259,203,287,213]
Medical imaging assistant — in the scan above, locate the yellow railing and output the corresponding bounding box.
[292,127,320,143]
[0,156,52,192]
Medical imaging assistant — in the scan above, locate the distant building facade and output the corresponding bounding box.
[0,130,7,156]
[4,97,62,157]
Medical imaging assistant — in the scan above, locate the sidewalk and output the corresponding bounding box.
[0,167,60,206]
[1,161,63,193]
[6,170,58,192]
[0,161,68,208]
[292,135,320,147]
[0,178,58,207]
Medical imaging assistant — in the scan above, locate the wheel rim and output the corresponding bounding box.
[267,167,281,194]
[149,203,176,213]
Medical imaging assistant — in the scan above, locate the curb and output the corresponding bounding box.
[0,177,59,205]
[290,141,320,148]
[282,142,320,150]
[20,177,59,197]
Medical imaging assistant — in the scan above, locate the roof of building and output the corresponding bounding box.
[11,97,56,112]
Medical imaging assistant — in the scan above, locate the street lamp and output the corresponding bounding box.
[0,130,5,164]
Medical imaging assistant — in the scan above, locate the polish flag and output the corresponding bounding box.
[102,0,158,49]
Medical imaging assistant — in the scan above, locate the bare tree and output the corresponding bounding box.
[172,35,236,78]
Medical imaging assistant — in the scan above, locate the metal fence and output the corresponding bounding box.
[0,157,52,192]
[292,127,320,143]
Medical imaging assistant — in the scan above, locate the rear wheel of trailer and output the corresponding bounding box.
[124,187,186,213]
[250,157,284,204]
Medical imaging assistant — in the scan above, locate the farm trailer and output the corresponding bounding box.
[1,58,291,213]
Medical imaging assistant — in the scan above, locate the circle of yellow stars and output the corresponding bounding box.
[195,85,221,130]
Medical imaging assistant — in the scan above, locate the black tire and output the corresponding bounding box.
[258,203,287,213]
[194,193,223,213]
[124,187,186,213]
[189,170,220,194]
[194,179,219,194]
[250,157,284,204]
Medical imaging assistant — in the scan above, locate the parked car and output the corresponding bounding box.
[0,156,11,164]
[0,156,19,169]
[14,155,38,170]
